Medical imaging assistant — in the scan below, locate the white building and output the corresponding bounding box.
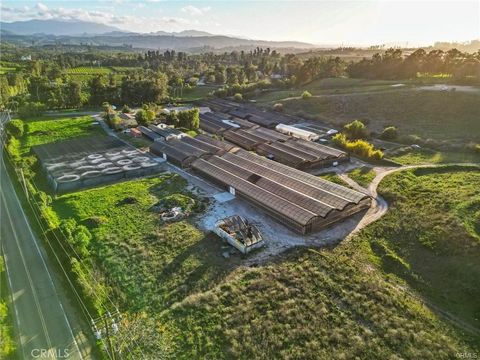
[275,124,320,141]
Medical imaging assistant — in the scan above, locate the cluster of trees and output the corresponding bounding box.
[58,218,93,259]
[333,133,384,161]
[165,108,199,131]
[348,48,480,82]
[332,120,384,161]
[2,42,479,111]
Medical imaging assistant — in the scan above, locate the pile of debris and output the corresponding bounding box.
[214,215,265,254]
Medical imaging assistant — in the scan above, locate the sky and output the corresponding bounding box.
[1,0,479,46]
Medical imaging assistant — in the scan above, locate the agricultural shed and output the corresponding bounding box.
[255,142,308,169]
[180,136,225,155]
[191,151,370,234]
[195,134,237,152]
[223,130,260,151]
[149,125,183,140]
[138,126,161,141]
[150,140,199,167]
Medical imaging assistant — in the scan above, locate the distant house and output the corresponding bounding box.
[21,55,32,61]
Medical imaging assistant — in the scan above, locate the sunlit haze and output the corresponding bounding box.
[1,0,479,46]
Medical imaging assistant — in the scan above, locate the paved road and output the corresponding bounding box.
[1,157,95,359]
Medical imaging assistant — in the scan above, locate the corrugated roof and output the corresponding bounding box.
[223,130,259,150]
[208,155,335,217]
[192,158,318,225]
[138,126,161,140]
[150,141,192,162]
[291,139,347,159]
[251,127,291,141]
[180,136,224,155]
[232,150,367,205]
[195,134,236,151]
[255,143,306,167]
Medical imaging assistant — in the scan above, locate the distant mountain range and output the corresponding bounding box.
[0,19,315,51]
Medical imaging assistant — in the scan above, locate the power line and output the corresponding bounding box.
[1,109,145,358]
[4,154,144,360]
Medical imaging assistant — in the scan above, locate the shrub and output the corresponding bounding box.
[380,126,398,140]
[109,115,122,130]
[177,109,199,130]
[233,93,243,102]
[273,103,284,112]
[18,102,46,119]
[343,120,368,140]
[6,119,24,138]
[121,104,132,113]
[5,136,20,161]
[332,133,384,160]
[135,109,155,126]
[301,90,312,99]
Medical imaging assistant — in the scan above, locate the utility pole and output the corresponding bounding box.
[104,312,116,360]
[91,310,121,360]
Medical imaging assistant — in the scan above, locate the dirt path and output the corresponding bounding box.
[340,162,480,241]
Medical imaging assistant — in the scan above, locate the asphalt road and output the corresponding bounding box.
[1,157,95,360]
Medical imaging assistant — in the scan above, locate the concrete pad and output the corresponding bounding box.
[213,192,235,203]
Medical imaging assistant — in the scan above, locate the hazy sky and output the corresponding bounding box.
[1,1,479,45]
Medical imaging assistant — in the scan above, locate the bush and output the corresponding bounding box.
[273,103,284,112]
[121,104,131,113]
[332,133,384,160]
[343,120,368,140]
[6,119,24,138]
[18,102,46,119]
[109,115,122,130]
[177,109,199,131]
[5,136,20,161]
[135,109,156,126]
[301,90,312,99]
[233,93,243,102]
[380,126,398,140]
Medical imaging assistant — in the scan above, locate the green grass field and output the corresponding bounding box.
[178,85,217,101]
[254,78,480,145]
[0,66,16,75]
[20,116,105,154]
[348,166,376,187]
[66,67,113,75]
[254,78,413,103]
[42,154,480,357]
[280,87,480,143]
[157,166,480,359]
[388,148,480,165]
[318,171,348,186]
[370,166,480,331]
[50,175,239,355]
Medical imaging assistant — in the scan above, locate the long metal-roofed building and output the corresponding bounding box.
[195,134,237,152]
[204,123,349,169]
[150,138,209,167]
[148,125,183,140]
[138,126,161,141]
[191,149,370,234]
